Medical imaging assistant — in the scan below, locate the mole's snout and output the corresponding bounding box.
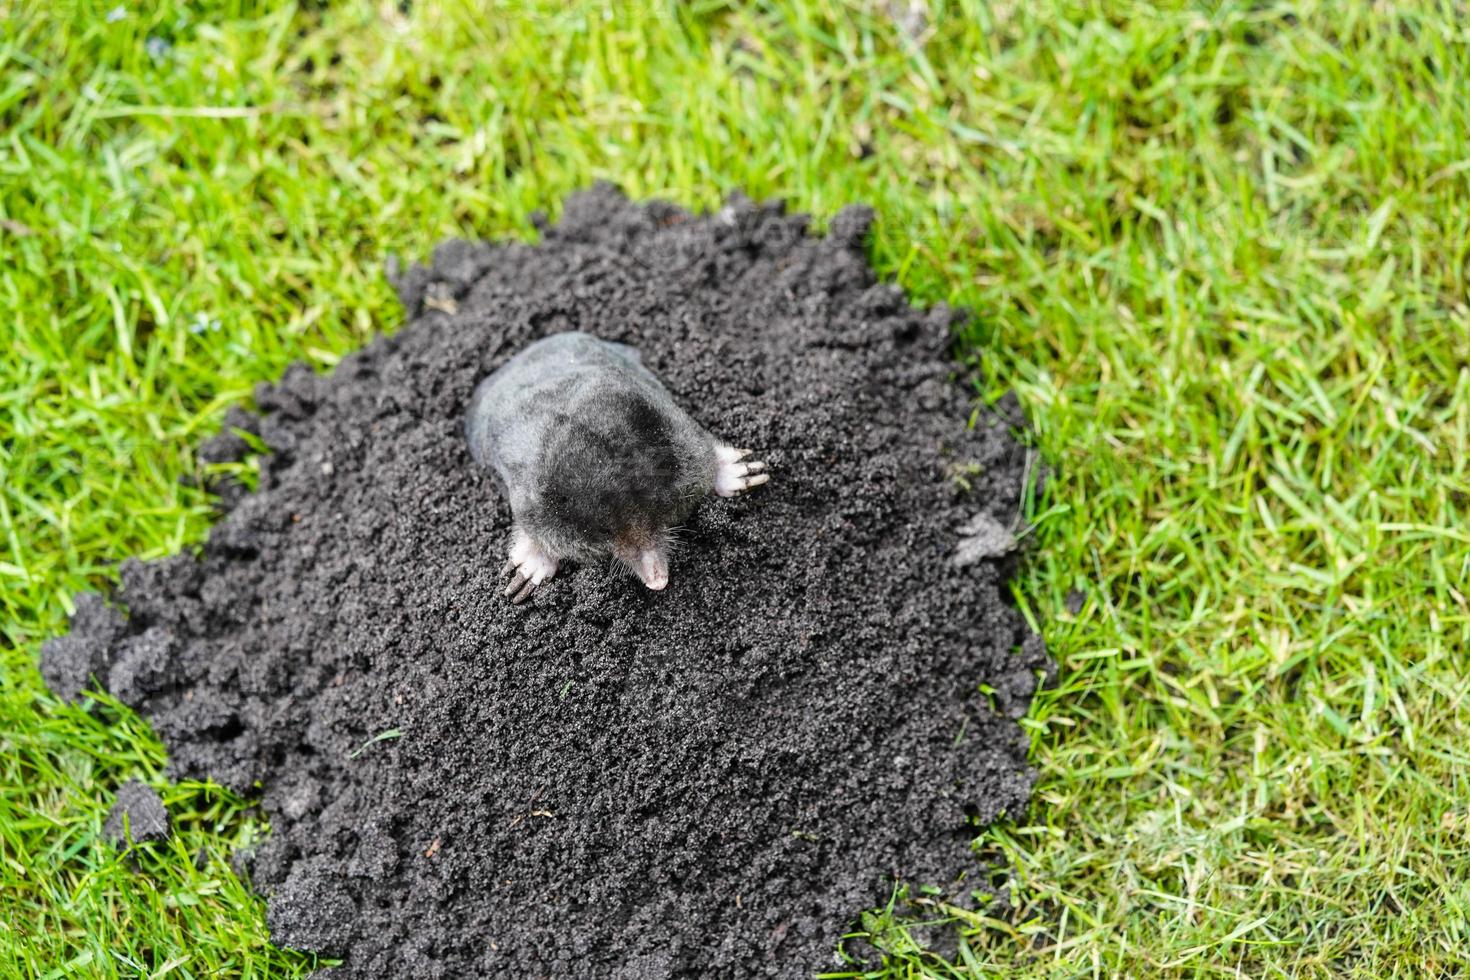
[615,541,669,591]
[633,548,669,591]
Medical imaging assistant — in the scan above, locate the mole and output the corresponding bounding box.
[465,332,769,603]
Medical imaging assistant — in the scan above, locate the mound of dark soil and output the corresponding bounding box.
[44,185,1048,977]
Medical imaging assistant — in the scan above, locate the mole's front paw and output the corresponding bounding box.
[714,445,770,498]
[502,532,559,604]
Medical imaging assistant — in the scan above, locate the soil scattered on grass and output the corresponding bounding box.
[104,780,169,846]
[44,185,1048,977]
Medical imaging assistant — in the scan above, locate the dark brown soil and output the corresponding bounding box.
[43,185,1048,978]
[104,780,169,846]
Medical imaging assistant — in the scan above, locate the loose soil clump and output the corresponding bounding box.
[104,780,169,846]
[44,185,1048,977]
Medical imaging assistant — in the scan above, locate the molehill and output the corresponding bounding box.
[44,185,1049,977]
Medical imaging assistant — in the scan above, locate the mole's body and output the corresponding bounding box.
[466,332,768,602]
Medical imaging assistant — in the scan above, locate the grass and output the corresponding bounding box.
[3,0,1468,976]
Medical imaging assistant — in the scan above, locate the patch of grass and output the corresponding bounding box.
[0,681,323,976]
[3,1,1468,976]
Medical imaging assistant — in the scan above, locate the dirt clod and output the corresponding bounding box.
[104,780,169,846]
[44,185,1047,977]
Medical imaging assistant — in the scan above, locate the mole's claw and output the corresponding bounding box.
[715,445,771,497]
[502,530,560,604]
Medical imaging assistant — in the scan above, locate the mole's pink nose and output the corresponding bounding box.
[634,549,669,591]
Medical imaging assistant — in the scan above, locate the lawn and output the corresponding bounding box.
[3,1,1469,976]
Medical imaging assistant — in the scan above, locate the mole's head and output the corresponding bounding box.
[525,392,702,591]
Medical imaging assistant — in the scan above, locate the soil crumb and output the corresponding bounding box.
[104,780,169,846]
[44,185,1048,977]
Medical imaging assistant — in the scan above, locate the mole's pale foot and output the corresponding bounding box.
[502,531,559,604]
[714,445,771,498]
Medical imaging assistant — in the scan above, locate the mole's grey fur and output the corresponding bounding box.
[466,332,768,602]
